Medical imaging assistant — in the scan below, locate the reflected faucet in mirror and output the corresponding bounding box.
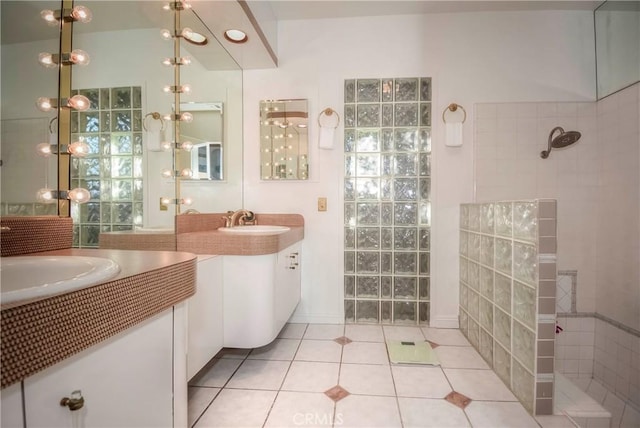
[222,210,256,228]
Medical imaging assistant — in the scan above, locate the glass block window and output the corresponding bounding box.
[344,77,432,325]
[71,86,143,247]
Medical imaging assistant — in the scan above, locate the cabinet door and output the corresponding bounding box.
[275,243,302,329]
[1,382,24,428]
[187,255,224,379]
[23,310,174,428]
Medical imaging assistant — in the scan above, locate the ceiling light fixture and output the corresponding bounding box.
[224,29,248,44]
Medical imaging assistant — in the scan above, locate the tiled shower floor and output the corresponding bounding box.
[188,324,574,428]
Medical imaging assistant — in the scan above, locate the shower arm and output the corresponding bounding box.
[540,126,564,159]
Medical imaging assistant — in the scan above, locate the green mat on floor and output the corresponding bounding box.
[386,340,440,365]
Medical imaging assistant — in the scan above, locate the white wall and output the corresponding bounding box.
[243,10,596,325]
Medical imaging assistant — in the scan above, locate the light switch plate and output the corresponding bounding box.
[318,197,327,211]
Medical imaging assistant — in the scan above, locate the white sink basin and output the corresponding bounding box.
[218,225,290,235]
[0,256,121,304]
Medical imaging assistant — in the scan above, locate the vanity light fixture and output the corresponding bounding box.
[36,141,89,158]
[161,168,193,179]
[160,197,193,207]
[36,95,91,112]
[162,1,192,11]
[161,57,191,66]
[41,5,92,25]
[161,140,193,151]
[38,50,90,68]
[162,84,192,94]
[223,29,248,44]
[163,112,193,122]
[36,188,91,204]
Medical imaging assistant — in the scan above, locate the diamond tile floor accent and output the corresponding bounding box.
[445,391,473,409]
[324,385,351,402]
[188,323,573,427]
[333,336,353,345]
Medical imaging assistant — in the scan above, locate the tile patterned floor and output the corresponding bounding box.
[188,324,574,428]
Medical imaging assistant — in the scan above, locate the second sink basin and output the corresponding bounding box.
[1,256,121,304]
[218,225,290,235]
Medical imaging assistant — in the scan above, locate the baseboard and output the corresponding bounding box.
[289,313,344,325]
[429,316,459,329]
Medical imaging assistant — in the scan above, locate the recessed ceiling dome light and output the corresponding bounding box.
[224,29,248,44]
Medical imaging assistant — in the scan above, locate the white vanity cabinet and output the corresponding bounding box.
[187,255,224,379]
[223,242,302,349]
[1,306,187,428]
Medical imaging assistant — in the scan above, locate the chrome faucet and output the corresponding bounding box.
[223,209,256,227]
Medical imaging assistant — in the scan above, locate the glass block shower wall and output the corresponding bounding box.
[459,200,557,415]
[344,78,432,325]
[71,87,144,247]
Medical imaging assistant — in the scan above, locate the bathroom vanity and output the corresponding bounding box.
[0,245,197,428]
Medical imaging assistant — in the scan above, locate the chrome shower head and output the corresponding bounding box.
[540,126,581,159]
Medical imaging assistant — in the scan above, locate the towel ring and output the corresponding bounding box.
[442,103,466,124]
[143,112,165,131]
[48,116,58,134]
[318,107,340,129]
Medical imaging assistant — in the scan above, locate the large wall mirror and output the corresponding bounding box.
[1,1,243,243]
[260,99,309,180]
[595,0,640,99]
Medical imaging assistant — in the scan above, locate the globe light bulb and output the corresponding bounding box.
[71,6,92,23]
[160,29,173,40]
[181,197,193,206]
[36,188,55,203]
[180,168,193,178]
[180,141,193,151]
[68,94,91,111]
[68,187,91,203]
[180,112,193,122]
[68,141,90,157]
[38,52,56,68]
[161,169,173,178]
[36,97,55,112]
[40,9,58,25]
[70,49,90,66]
[36,143,53,157]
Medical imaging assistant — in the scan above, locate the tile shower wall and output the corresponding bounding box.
[459,199,557,415]
[70,86,144,248]
[343,78,432,325]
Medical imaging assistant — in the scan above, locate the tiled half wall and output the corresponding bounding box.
[459,199,557,415]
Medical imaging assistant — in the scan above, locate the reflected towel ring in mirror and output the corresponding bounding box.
[143,112,165,131]
[442,103,467,123]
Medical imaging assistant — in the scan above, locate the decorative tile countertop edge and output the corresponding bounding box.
[0,249,197,389]
[176,226,304,255]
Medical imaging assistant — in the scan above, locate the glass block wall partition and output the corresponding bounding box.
[344,77,432,325]
[71,86,144,247]
[459,200,557,415]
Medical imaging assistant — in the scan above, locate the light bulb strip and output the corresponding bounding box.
[36,188,90,204]
[159,197,193,206]
[162,57,191,66]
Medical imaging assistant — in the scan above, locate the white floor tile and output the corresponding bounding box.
[335,395,402,427]
[248,338,301,361]
[621,404,640,428]
[383,325,426,342]
[189,358,243,387]
[303,324,345,340]
[339,363,396,396]
[194,389,276,428]
[391,366,452,398]
[278,323,308,339]
[464,401,539,428]
[264,391,335,428]
[281,361,340,393]
[421,327,471,346]
[295,340,343,363]
[188,387,219,428]
[435,346,489,369]
[226,360,290,390]
[398,397,470,427]
[443,368,517,401]
[345,324,385,342]
[342,342,389,365]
